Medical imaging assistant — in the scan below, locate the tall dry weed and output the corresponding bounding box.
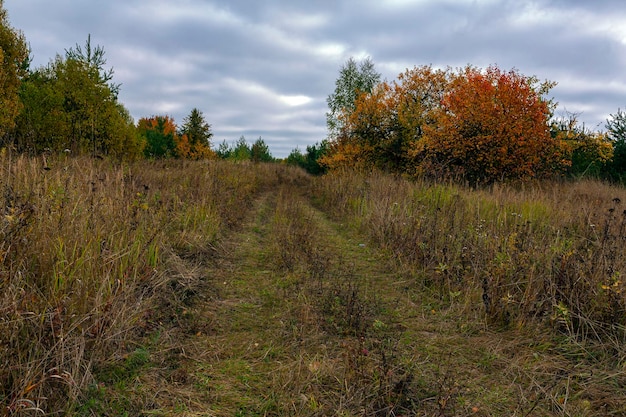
[0,153,289,415]
[314,171,626,347]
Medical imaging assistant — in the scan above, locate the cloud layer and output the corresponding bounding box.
[6,0,626,156]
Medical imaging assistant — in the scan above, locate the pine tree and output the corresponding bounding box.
[180,108,213,146]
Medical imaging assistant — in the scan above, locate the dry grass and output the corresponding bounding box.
[0,152,289,415]
[314,171,626,341]
[314,170,626,414]
[2,154,626,416]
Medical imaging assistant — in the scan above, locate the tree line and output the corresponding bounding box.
[2,1,625,181]
[0,4,282,163]
[319,57,626,184]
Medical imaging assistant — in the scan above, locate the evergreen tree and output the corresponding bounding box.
[62,35,121,155]
[138,115,177,158]
[286,141,328,175]
[216,139,232,159]
[230,136,251,161]
[251,137,273,162]
[605,108,626,182]
[180,108,213,146]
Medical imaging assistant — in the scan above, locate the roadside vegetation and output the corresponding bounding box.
[2,153,625,416]
[0,151,286,415]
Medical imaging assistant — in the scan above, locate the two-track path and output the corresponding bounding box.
[122,179,581,417]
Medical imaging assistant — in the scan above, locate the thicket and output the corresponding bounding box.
[320,59,626,184]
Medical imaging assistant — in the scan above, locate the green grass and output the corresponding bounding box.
[2,153,626,416]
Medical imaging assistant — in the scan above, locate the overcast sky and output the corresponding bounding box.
[5,0,626,157]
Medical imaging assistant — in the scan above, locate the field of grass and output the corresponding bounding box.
[1,152,625,416]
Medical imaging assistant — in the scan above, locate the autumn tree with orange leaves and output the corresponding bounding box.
[321,65,448,172]
[414,66,567,183]
[321,82,398,170]
[138,112,215,159]
[323,62,570,182]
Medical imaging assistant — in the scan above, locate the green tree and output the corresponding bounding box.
[326,56,380,140]
[216,139,232,159]
[606,108,626,141]
[286,147,305,166]
[12,35,142,158]
[138,115,177,158]
[303,141,329,175]
[286,141,328,175]
[251,137,273,162]
[107,103,144,160]
[180,108,212,146]
[177,108,214,159]
[230,136,251,161]
[60,36,120,155]
[13,65,69,152]
[65,34,118,96]
[605,108,626,182]
[214,136,252,161]
[0,1,29,139]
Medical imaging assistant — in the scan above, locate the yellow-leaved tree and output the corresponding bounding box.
[321,65,449,172]
[0,1,28,138]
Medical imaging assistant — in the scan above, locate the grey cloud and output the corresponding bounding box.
[5,0,626,157]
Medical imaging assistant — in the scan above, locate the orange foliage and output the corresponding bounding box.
[394,66,449,142]
[415,66,567,182]
[323,65,451,173]
[319,140,372,171]
[320,83,393,171]
[137,115,177,136]
[175,133,216,160]
[345,82,399,169]
[324,64,568,181]
[175,133,191,158]
[138,115,214,160]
